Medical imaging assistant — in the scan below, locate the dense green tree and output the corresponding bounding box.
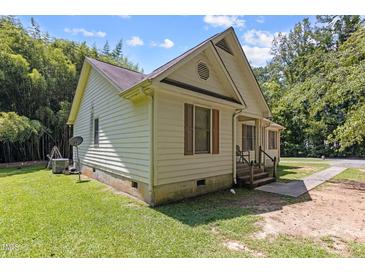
[255,16,365,157]
[112,39,123,60]
[0,16,142,162]
[102,40,110,56]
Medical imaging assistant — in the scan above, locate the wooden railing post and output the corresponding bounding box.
[258,145,262,169]
[273,156,277,179]
[249,160,254,186]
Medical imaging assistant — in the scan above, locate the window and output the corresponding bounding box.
[184,104,219,155]
[195,106,211,153]
[131,181,138,189]
[268,130,278,150]
[242,125,255,151]
[94,118,99,146]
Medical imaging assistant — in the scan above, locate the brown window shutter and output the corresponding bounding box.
[212,109,219,154]
[184,103,193,155]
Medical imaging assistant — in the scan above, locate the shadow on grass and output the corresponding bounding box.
[76,179,91,184]
[155,188,312,227]
[276,164,304,182]
[0,164,45,178]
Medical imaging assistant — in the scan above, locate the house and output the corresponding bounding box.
[67,27,284,206]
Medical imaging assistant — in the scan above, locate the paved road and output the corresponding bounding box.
[326,158,365,168]
[283,158,365,168]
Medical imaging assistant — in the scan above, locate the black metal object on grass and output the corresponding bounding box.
[69,136,83,182]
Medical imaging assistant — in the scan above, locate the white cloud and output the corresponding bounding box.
[118,15,131,19]
[242,45,272,67]
[151,38,175,49]
[126,36,144,47]
[256,16,265,24]
[203,15,245,29]
[243,29,274,48]
[159,38,174,48]
[64,28,106,38]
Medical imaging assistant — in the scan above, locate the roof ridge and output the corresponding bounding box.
[86,57,144,75]
[148,28,230,76]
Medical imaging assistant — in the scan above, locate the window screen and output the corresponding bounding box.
[242,124,255,151]
[195,106,211,153]
[268,130,277,149]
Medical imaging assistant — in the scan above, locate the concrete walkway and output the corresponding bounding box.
[256,166,347,197]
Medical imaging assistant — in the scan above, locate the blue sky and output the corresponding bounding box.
[18,15,313,73]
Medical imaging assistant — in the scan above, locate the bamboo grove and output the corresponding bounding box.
[0,16,142,162]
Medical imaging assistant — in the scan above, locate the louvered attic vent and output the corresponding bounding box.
[197,62,210,80]
[216,39,233,55]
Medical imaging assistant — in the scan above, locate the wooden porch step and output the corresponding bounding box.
[236,167,263,177]
[237,173,276,189]
[238,172,270,182]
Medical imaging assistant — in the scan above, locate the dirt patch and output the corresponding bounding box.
[252,180,365,242]
[223,240,265,257]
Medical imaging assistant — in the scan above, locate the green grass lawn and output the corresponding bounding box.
[0,164,360,258]
[280,157,325,163]
[332,168,365,182]
[277,158,329,182]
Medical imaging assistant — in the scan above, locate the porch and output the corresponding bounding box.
[234,115,282,187]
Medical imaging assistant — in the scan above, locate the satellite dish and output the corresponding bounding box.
[69,136,83,182]
[69,136,83,147]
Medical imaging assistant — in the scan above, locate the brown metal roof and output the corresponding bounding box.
[86,57,145,91]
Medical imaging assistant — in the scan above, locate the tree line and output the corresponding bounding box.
[1,16,364,163]
[253,16,365,157]
[0,16,142,163]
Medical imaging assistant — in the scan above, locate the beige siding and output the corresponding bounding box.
[73,68,151,184]
[168,50,238,100]
[155,89,235,185]
[217,47,265,117]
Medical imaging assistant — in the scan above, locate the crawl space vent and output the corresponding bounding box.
[197,62,210,80]
[216,39,233,55]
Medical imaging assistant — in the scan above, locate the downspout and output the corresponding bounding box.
[233,108,245,185]
[141,86,155,206]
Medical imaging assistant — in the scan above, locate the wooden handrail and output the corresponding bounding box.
[259,145,274,162]
[259,146,277,179]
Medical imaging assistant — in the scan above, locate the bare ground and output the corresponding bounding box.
[249,180,365,242]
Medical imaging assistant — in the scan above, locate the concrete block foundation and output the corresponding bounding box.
[153,173,233,205]
[81,165,233,206]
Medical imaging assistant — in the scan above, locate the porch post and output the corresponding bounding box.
[255,119,261,164]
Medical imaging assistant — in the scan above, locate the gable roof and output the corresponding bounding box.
[68,27,274,125]
[86,57,145,91]
[81,30,225,94]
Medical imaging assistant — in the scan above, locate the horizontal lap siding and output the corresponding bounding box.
[73,68,151,184]
[155,91,234,185]
[168,51,236,100]
[217,48,263,116]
